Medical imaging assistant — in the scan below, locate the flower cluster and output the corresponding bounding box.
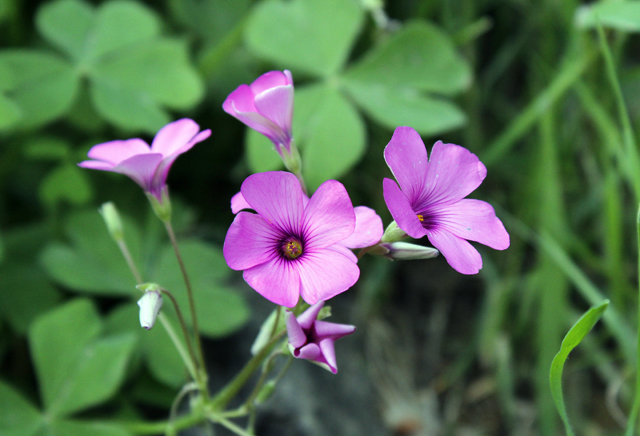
[79,69,509,375]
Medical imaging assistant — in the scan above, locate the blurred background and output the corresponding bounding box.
[1,0,640,435]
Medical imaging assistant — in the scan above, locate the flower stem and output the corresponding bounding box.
[157,314,198,381]
[117,239,143,284]
[164,221,208,391]
[625,205,640,436]
[161,289,200,381]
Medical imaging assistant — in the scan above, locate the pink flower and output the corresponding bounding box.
[78,119,211,202]
[223,70,294,154]
[230,192,383,249]
[286,301,355,374]
[223,171,360,307]
[383,126,509,274]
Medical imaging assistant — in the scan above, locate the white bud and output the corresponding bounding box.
[137,290,163,330]
[99,202,124,242]
[372,241,439,260]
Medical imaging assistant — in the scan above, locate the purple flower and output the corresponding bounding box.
[286,301,355,374]
[223,171,360,307]
[223,70,294,155]
[383,126,509,274]
[78,119,211,202]
[230,192,383,250]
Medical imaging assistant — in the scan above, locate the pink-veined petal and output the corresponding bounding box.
[112,153,164,192]
[77,160,116,171]
[286,311,307,348]
[295,343,321,360]
[383,127,429,202]
[151,119,200,156]
[250,70,291,94]
[383,178,427,239]
[87,139,150,165]
[254,85,293,138]
[427,228,482,274]
[241,172,304,235]
[314,320,356,340]
[232,108,288,146]
[339,206,383,249]
[297,245,359,305]
[223,84,257,114]
[419,141,487,207]
[434,199,510,250]
[318,338,338,373]
[302,180,355,249]
[243,257,300,307]
[296,301,325,330]
[223,212,279,271]
[230,191,252,213]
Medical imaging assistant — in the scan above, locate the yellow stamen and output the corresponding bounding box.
[417,214,424,222]
[283,239,303,259]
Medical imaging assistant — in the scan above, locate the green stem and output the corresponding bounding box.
[209,414,255,436]
[157,314,197,382]
[161,289,200,383]
[164,221,208,391]
[625,205,640,436]
[117,239,142,284]
[122,410,205,435]
[210,330,287,411]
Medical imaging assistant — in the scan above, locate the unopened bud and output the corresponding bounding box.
[99,202,124,241]
[137,288,163,330]
[370,241,439,261]
[380,221,407,243]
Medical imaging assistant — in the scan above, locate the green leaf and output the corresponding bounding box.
[40,209,141,296]
[0,264,62,334]
[24,137,70,161]
[342,21,471,135]
[36,0,94,61]
[344,21,472,94]
[40,163,94,207]
[296,84,366,190]
[576,2,640,32]
[342,81,466,135]
[47,420,133,436]
[90,39,204,133]
[246,128,284,173]
[169,0,250,44]
[0,380,43,436]
[549,299,609,436]
[152,240,250,337]
[0,94,21,130]
[245,0,364,77]
[29,299,137,417]
[0,50,79,128]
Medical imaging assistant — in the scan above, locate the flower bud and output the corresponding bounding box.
[371,242,439,260]
[380,220,407,243]
[137,288,163,330]
[99,202,123,242]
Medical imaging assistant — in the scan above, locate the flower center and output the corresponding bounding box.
[282,238,303,259]
[417,212,438,230]
[417,214,424,222]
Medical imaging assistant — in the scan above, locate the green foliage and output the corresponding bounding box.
[549,300,609,436]
[576,1,640,31]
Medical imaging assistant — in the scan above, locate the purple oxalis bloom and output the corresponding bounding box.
[383,126,509,274]
[78,119,211,202]
[223,171,360,307]
[223,70,294,154]
[286,301,355,374]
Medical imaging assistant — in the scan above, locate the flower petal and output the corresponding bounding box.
[318,338,338,373]
[243,257,300,307]
[150,119,201,156]
[296,301,325,330]
[297,245,359,305]
[314,320,356,340]
[286,311,307,348]
[223,84,257,114]
[302,180,355,249]
[232,109,288,146]
[241,171,304,235]
[77,160,116,171]
[254,85,293,140]
[383,127,429,202]
[434,199,510,250]
[112,153,164,192]
[295,342,321,360]
[427,229,482,274]
[339,206,383,249]
[230,191,252,213]
[223,211,279,271]
[87,139,150,165]
[251,70,291,93]
[419,141,487,207]
[383,178,427,239]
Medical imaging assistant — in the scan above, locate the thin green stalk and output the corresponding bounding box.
[624,205,640,436]
[157,314,197,382]
[164,221,207,386]
[122,410,205,435]
[209,414,254,436]
[210,331,287,411]
[117,239,142,284]
[161,289,200,380]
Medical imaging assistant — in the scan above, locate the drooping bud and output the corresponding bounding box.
[370,241,439,260]
[137,284,163,330]
[99,202,124,242]
[380,220,407,243]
